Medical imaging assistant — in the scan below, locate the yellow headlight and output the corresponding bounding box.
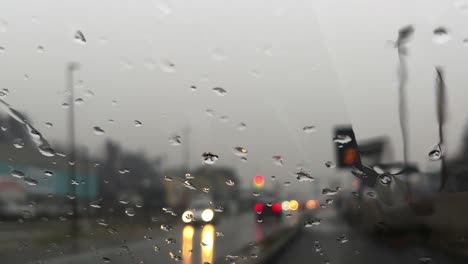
[201,209,214,222]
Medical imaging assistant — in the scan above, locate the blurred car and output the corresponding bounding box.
[0,199,36,220]
[181,197,218,225]
[254,195,282,222]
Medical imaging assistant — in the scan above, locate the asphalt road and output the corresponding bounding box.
[4,212,290,264]
[273,208,468,264]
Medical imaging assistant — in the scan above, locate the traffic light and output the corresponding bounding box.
[334,126,361,168]
[253,175,265,189]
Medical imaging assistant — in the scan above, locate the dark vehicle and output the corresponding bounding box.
[254,195,282,222]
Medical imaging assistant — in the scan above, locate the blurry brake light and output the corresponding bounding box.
[272,203,281,213]
[254,203,264,213]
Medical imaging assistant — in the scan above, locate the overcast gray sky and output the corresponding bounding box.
[0,0,467,194]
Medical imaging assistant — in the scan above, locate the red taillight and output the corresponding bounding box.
[254,203,264,213]
[272,203,281,213]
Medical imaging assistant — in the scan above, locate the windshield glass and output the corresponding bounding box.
[2,1,468,264]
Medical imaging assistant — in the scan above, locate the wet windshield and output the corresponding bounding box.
[2,1,468,264]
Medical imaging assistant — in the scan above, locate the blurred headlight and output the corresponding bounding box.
[201,209,214,222]
[289,200,299,211]
[182,210,194,223]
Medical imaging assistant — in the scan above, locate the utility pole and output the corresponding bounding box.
[67,62,80,252]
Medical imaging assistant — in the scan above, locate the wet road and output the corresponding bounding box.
[5,212,288,264]
[273,208,468,264]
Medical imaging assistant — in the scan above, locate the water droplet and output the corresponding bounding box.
[153,245,160,252]
[238,122,247,131]
[325,161,336,168]
[97,218,109,226]
[213,205,224,212]
[111,100,118,106]
[24,177,38,186]
[164,176,173,182]
[233,147,248,157]
[378,173,392,186]
[252,192,260,197]
[429,144,442,160]
[226,179,235,186]
[322,188,338,196]
[284,181,291,186]
[13,138,24,149]
[271,175,276,180]
[303,125,316,133]
[169,135,182,145]
[37,45,45,53]
[183,180,196,190]
[190,85,197,91]
[0,19,7,33]
[107,228,118,235]
[212,48,226,61]
[74,30,86,44]
[62,102,70,109]
[216,231,225,237]
[74,98,84,105]
[240,157,248,162]
[44,171,53,177]
[102,257,111,263]
[11,170,25,179]
[296,170,314,182]
[257,218,263,223]
[202,152,219,165]
[205,109,215,117]
[93,126,105,135]
[84,90,94,97]
[418,256,432,264]
[202,187,210,193]
[119,198,130,205]
[59,216,67,221]
[333,135,352,144]
[134,120,142,127]
[304,218,321,227]
[272,155,284,166]
[184,172,194,179]
[108,119,114,124]
[45,122,53,128]
[125,207,135,217]
[0,126,6,131]
[90,199,102,208]
[212,87,227,96]
[160,224,173,232]
[165,238,176,244]
[159,58,176,73]
[0,46,4,53]
[326,199,334,204]
[219,115,229,122]
[366,191,376,198]
[433,27,451,44]
[336,234,349,243]
[0,88,9,98]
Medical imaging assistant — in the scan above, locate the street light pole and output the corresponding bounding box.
[67,62,80,252]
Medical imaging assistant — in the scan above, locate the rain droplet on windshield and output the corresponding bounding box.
[169,135,182,146]
[296,170,314,182]
[125,207,135,217]
[13,138,24,149]
[97,218,109,226]
[159,58,176,73]
[225,179,235,186]
[238,122,247,131]
[378,173,392,186]
[45,122,53,128]
[160,224,173,232]
[164,175,173,182]
[205,109,215,117]
[102,257,111,263]
[84,90,94,97]
[233,147,248,157]
[428,144,442,160]
[326,199,334,204]
[24,177,38,186]
[272,156,284,166]
[304,218,321,227]
[303,126,316,133]
[93,126,105,135]
[190,85,197,91]
[11,170,25,179]
[333,135,352,144]
[44,171,53,177]
[283,181,291,186]
[74,30,86,44]
[202,152,219,165]
[336,234,349,243]
[322,188,338,196]
[433,27,451,44]
[0,88,9,98]
[74,98,84,105]
[325,161,336,168]
[212,87,227,96]
[134,120,142,127]
[212,48,226,61]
